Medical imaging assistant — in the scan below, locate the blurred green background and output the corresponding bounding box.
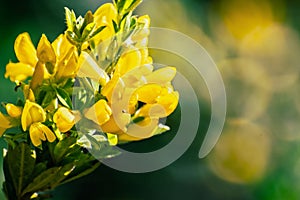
[1,0,300,199]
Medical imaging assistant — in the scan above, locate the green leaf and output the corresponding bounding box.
[6,143,35,197]
[3,154,17,200]
[65,7,76,31]
[53,137,77,164]
[80,10,94,34]
[62,162,100,185]
[21,164,75,195]
[112,20,119,33]
[66,31,79,45]
[56,88,72,109]
[41,91,56,108]
[85,134,121,159]
[88,26,106,40]
[31,162,47,179]
[81,22,95,41]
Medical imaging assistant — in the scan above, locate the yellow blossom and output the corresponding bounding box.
[5,33,37,82]
[29,122,56,147]
[118,117,159,141]
[0,112,12,137]
[92,3,118,45]
[53,107,76,133]
[21,101,46,131]
[5,32,77,83]
[5,103,22,118]
[84,99,112,125]
[37,34,56,64]
[99,68,178,142]
[52,34,79,79]
[77,52,109,85]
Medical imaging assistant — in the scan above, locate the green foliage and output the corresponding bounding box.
[1,135,119,200]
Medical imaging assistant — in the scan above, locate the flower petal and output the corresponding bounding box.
[146,67,176,84]
[14,32,38,66]
[37,34,56,64]
[5,62,35,82]
[84,99,112,125]
[77,52,109,85]
[53,107,75,133]
[6,103,22,118]
[21,101,46,131]
[41,124,56,143]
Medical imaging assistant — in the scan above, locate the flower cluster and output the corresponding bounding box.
[0,0,178,199]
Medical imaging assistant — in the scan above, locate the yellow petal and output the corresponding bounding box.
[146,67,177,84]
[121,64,153,87]
[94,3,117,28]
[40,124,56,143]
[138,15,151,28]
[52,34,73,58]
[135,84,162,104]
[115,49,142,76]
[155,91,179,117]
[37,34,56,64]
[101,113,131,133]
[84,99,112,125]
[53,107,75,133]
[56,47,78,79]
[6,104,22,118]
[5,62,35,82]
[119,117,159,141]
[0,112,12,136]
[77,52,109,85]
[30,61,45,91]
[106,133,118,146]
[21,101,46,131]
[23,85,35,102]
[14,32,38,66]
[101,74,123,102]
[29,123,43,147]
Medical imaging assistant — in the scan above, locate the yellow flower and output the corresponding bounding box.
[5,32,77,83]
[5,103,22,118]
[118,117,159,141]
[37,34,56,64]
[84,99,112,126]
[99,68,178,142]
[77,52,109,85]
[53,107,76,133]
[52,34,79,79]
[29,122,56,147]
[5,33,37,82]
[0,112,12,137]
[92,3,118,45]
[21,100,46,131]
[23,85,36,102]
[21,101,56,146]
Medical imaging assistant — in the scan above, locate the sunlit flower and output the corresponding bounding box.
[5,33,37,82]
[84,99,112,125]
[21,101,56,146]
[5,32,78,83]
[21,101,46,132]
[5,103,23,118]
[98,56,178,141]
[0,112,12,137]
[53,107,76,133]
[52,34,79,79]
[29,122,56,147]
[92,3,118,45]
[77,51,109,85]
